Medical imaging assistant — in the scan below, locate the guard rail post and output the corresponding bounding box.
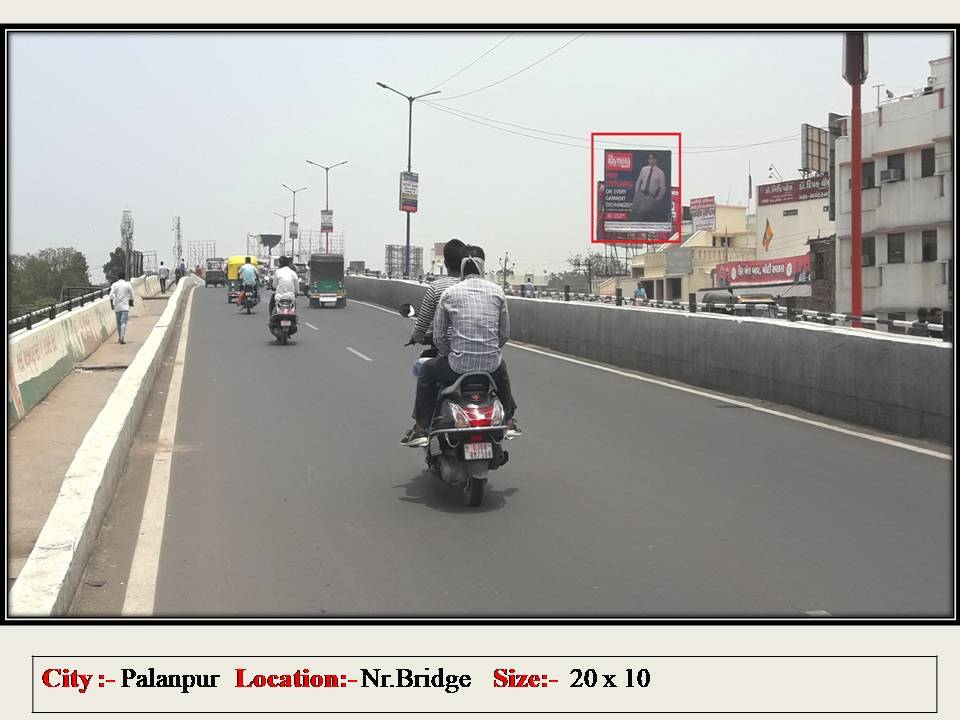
[48,305,56,321]
[688,293,697,313]
[784,296,798,321]
[615,288,623,306]
[564,285,570,302]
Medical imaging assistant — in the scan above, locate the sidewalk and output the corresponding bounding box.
[7,292,170,593]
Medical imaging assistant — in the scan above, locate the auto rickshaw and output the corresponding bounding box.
[205,258,226,287]
[226,255,259,303]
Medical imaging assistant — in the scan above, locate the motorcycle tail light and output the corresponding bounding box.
[450,404,471,429]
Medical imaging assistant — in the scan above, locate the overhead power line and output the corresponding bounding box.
[425,34,513,93]
[438,34,584,101]
[423,101,799,155]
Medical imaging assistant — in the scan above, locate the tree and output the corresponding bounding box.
[103,246,126,284]
[8,247,92,315]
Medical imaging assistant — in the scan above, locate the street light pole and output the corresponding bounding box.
[376,82,441,277]
[282,184,308,261]
[306,159,348,254]
[273,212,292,257]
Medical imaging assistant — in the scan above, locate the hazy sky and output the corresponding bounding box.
[9,31,952,281]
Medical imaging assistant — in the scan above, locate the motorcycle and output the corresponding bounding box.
[400,303,516,507]
[238,285,259,314]
[269,295,298,345]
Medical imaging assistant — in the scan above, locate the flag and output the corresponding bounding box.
[762,219,774,251]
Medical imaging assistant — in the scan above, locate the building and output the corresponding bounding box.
[834,55,953,323]
[601,204,754,300]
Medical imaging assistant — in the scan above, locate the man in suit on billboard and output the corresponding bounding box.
[629,153,667,222]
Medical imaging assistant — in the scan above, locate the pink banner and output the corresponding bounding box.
[714,254,811,287]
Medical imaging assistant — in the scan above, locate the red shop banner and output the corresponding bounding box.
[714,254,811,287]
[756,177,829,206]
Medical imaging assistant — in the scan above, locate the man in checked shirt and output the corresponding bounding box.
[402,245,519,447]
[408,239,466,346]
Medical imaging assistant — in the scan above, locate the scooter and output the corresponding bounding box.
[239,285,259,314]
[400,303,516,507]
[268,295,298,345]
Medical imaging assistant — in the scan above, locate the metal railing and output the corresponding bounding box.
[8,286,110,334]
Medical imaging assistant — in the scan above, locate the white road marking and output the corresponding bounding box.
[346,347,373,362]
[351,299,399,315]
[350,297,951,460]
[121,287,195,616]
[805,610,833,617]
[305,322,320,330]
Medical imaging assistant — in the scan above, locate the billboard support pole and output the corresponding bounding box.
[845,32,866,325]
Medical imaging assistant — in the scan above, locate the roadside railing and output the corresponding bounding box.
[8,286,110,334]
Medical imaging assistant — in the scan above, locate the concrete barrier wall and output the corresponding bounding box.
[9,276,201,616]
[7,276,163,428]
[346,276,952,443]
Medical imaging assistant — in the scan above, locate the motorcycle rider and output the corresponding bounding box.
[408,238,465,346]
[270,255,299,315]
[402,245,519,447]
[238,256,258,306]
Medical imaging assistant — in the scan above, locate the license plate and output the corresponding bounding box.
[463,442,493,460]
[280,320,291,327]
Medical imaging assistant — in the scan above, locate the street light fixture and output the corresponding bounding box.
[306,159,348,253]
[376,81,442,277]
[281,184,308,260]
[273,211,293,257]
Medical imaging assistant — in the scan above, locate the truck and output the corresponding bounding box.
[307,254,346,308]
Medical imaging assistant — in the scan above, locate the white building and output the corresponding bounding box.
[834,55,953,322]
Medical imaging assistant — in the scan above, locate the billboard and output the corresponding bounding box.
[603,149,673,233]
[258,234,281,249]
[801,123,830,175]
[714,254,812,287]
[321,210,333,234]
[756,176,830,206]
[690,196,716,232]
[288,221,299,240]
[399,171,419,213]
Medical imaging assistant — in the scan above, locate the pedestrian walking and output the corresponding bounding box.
[109,272,135,344]
[158,261,170,293]
[633,282,647,304]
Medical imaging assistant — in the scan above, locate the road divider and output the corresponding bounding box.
[9,276,202,616]
[345,275,951,445]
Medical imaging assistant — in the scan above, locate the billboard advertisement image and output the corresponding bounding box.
[714,254,812,287]
[399,171,419,213]
[690,196,717,232]
[321,210,333,234]
[603,149,673,233]
[288,221,299,240]
[757,177,830,206]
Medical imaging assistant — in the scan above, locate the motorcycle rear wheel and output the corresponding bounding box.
[279,328,289,345]
[464,477,485,507]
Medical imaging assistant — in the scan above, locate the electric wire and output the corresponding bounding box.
[425,34,514,93]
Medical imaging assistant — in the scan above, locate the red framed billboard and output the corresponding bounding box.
[591,132,682,244]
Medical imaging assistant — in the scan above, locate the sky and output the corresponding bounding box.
[8,30,953,282]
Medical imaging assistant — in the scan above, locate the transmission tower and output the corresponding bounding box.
[172,216,183,264]
[120,210,135,280]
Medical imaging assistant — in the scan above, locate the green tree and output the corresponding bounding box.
[8,247,93,316]
[103,246,126,284]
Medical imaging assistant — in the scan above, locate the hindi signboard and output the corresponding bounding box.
[714,254,812,287]
[757,177,830,206]
[399,171,419,213]
[321,210,333,234]
[690,196,716,232]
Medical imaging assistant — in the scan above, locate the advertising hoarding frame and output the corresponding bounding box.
[320,210,334,234]
[591,132,682,244]
[690,196,717,232]
[399,171,419,213]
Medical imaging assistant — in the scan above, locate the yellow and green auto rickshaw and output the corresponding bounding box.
[226,255,259,303]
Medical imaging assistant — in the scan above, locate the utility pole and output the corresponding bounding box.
[282,184,308,261]
[498,252,515,290]
[844,32,868,324]
[376,81,442,277]
[121,210,134,280]
[171,216,182,266]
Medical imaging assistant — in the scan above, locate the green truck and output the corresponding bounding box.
[307,254,347,308]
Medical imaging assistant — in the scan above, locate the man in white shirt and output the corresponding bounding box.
[109,272,135,344]
[630,153,666,222]
[270,255,299,315]
[157,261,170,293]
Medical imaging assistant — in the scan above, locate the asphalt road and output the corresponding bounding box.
[77,286,954,617]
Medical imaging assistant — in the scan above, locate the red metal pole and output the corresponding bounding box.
[850,52,863,324]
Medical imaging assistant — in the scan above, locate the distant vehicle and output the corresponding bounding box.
[293,262,308,294]
[205,258,226,287]
[226,255,258,303]
[307,254,346,308]
[700,290,779,318]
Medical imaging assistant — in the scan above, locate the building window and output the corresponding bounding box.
[921,147,936,177]
[862,236,875,267]
[712,236,732,247]
[887,153,905,173]
[887,233,905,264]
[863,161,876,188]
[922,230,938,262]
[783,209,798,217]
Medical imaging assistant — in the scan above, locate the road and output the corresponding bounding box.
[72,286,953,617]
